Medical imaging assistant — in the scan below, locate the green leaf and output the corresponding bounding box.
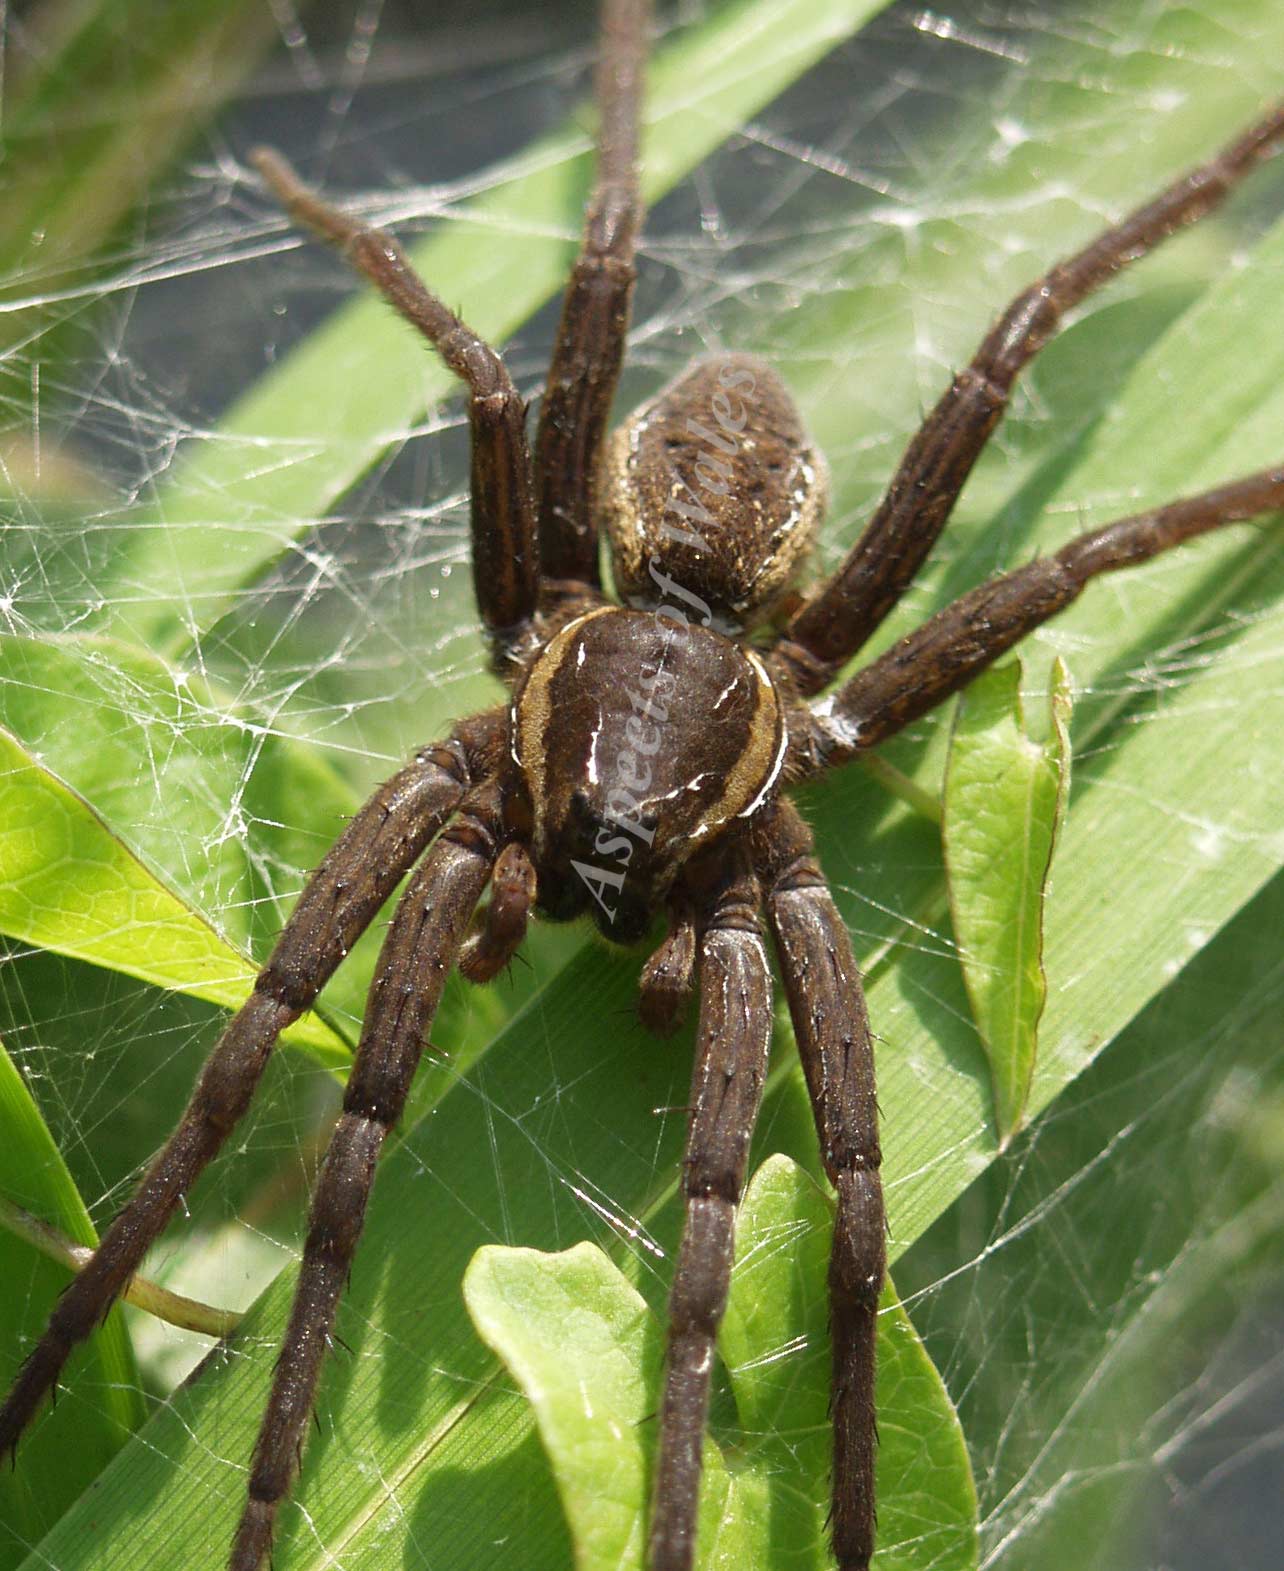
[464,1156,976,1571]
[943,658,1073,1145]
[720,1157,978,1571]
[463,1244,720,1571]
[5,1,1284,1569]
[0,632,374,1027]
[0,1036,142,1561]
[0,726,346,1065]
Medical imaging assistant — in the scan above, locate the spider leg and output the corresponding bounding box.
[649,851,772,1571]
[0,711,501,1462]
[776,99,1284,694]
[534,0,649,593]
[755,800,883,1571]
[802,468,1284,765]
[251,150,539,663]
[229,780,504,1571]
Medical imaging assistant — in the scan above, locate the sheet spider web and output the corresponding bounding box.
[0,1,1282,1568]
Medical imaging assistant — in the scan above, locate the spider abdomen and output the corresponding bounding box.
[601,353,829,627]
[513,605,785,939]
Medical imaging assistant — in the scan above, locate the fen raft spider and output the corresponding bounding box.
[4,4,1284,1569]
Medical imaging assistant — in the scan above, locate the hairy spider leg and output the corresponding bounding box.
[535,0,649,591]
[648,854,774,1571]
[778,99,1284,694]
[230,782,504,1571]
[757,801,883,1571]
[0,714,502,1463]
[250,149,540,665]
[807,468,1284,761]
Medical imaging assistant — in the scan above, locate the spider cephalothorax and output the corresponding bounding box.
[2,5,1281,1571]
[513,599,788,940]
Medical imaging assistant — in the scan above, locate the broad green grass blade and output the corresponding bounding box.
[943,659,1072,1145]
[105,0,894,655]
[0,727,346,1064]
[0,1037,141,1567]
[897,865,1284,1568]
[8,2,1284,1569]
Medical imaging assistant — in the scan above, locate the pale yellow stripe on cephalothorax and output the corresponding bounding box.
[512,606,616,852]
[689,646,784,841]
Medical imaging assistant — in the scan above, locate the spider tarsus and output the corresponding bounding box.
[249,146,301,204]
[252,144,370,260]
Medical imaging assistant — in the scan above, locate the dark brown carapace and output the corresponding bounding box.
[2,5,1281,1571]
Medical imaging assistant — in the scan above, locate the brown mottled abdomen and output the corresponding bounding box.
[600,354,828,627]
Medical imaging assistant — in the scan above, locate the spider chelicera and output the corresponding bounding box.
[3,4,1283,1569]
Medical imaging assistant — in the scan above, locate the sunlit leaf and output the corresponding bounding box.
[0,727,347,1065]
[3,1,1284,1569]
[0,633,373,1025]
[464,1243,740,1571]
[464,1156,976,1571]
[944,658,1073,1144]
